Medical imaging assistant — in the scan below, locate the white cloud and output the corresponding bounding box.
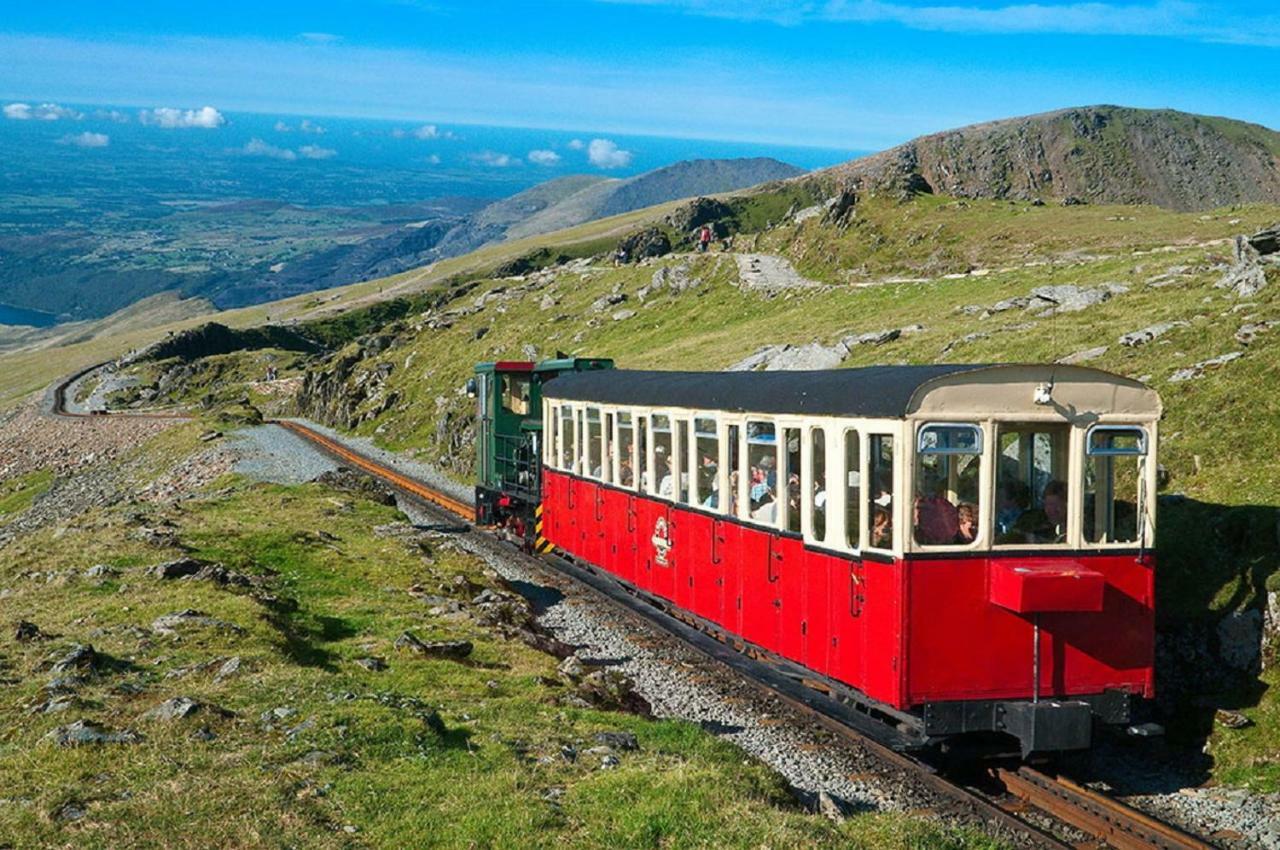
[528,149,561,166]
[139,106,226,129]
[274,120,292,132]
[299,118,326,134]
[241,138,297,160]
[411,123,455,140]
[58,131,109,148]
[567,138,585,150]
[299,144,337,159]
[94,108,130,123]
[4,101,82,121]
[424,154,442,165]
[471,150,521,167]
[587,138,633,168]
[390,128,407,138]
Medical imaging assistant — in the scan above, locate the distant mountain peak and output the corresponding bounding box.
[826,105,1280,211]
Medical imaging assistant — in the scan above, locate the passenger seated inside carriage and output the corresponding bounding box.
[871,506,892,548]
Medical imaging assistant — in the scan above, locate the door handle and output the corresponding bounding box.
[767,538,780,583]
[711,520,723,565]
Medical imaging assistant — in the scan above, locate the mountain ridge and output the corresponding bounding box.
[823,105,1280,211]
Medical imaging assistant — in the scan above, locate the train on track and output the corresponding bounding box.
[470,358,1161,756]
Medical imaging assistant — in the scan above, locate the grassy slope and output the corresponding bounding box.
[0,424,990,849]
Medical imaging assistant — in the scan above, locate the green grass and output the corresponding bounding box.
[0,434,998,848]
[0,469,54,524]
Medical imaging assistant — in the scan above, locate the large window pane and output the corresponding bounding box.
[845,430,861,549]
[1085,427,1147,544]
[746,421,778,524]
[784,428,802,534]
[914,424,982,546]
[810,428,827,542]
[695,417,719,508]
[558,406,574,470]
[652,415,674,496]
[727,424,741,517]
[995,425,1070,544]
[586,408,603,478]
[868,435,894,549]
[617,413,636,488]
[501,374,531,415]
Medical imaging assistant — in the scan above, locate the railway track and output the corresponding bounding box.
[47,373,1218,850]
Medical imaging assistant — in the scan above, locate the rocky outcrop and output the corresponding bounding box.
[128,322,320,365]
[823,106,1280,211]
[616,227,672,261]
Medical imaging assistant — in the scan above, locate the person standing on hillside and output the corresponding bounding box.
[697,224,712,253]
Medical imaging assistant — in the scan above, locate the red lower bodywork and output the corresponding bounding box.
[543,470,1154,712]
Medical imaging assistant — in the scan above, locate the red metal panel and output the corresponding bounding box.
[599,486,630,580]
[738,526,777,649]
[801,548,834,675]
[675,508,713,615]
[988,560,1105,613]
[860,559,905,708]
[716,518,742,634]
[775,536,806,662]
[904,554,1155,705]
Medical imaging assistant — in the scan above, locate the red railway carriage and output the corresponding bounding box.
[537,365,1161,755]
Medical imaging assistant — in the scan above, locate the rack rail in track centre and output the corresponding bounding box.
[49,371,1219,850]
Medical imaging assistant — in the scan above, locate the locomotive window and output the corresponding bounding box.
[844,429,861,550]
[995,425,1069,545]
[868,435,894,550]
[746,421,778,526]
[558,406,574,470]
[586,407,604,479]
[617,412,636,488]
[809,428,827,543]
[500,374,531,415]
[652,415,674,497]
[784,428,802,534]
[1085,426,1147,545]
[694,417,719,509]
[914,424,982,547]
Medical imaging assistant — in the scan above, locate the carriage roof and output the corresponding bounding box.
[542,364,1161,421]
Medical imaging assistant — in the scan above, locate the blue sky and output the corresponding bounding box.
[2,1,1278,150]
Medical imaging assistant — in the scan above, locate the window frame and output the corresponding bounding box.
[1083,423,1151,548]
[1086,424,1149,457]
[911,421,987,551]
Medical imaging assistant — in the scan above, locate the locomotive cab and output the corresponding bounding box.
[472,357,613,534]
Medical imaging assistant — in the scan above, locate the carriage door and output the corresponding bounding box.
[740,420,780,652]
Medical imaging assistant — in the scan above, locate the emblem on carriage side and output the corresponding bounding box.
[651,516,672,566]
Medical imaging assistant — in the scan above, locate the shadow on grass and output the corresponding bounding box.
[261,597,359,671]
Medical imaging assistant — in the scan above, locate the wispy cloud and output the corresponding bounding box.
[408,123,456,140]
[528,149,562,166]
[471,150,521,167]
[58,131,109,148]
[139,105,226,128]
[3,101,82,121]
[567,138,586,150]
[299,144,337,159]
[274,119,292,132]
[587,138,633,168]
[93,108,130,123]
[299,118,325,134]
[299,32,342,44]
[597,0,1280,45]
[241,138,297,160]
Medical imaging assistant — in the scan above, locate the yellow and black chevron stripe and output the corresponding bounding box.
[533,503,555,553]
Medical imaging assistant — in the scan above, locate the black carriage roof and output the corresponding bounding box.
[542,365,996,418]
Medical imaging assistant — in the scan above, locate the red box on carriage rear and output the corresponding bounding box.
[988,560,1105,613]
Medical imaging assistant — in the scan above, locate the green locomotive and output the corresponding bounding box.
[469,356,613,536]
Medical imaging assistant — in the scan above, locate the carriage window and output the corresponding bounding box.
[617,412,636,488]
[995,425,1069,545]
[695,417,719,508]
[575,408,586,475]
[746,421,778,525]
[558,406,574,470]
[586,407,603,479]
[652,415,674,497]
[500,374,531,415]
[603,412,614,484]
[783,428,802,534]
[675,419,690,502]
[810,428,827,542]
[1085,426,1147,545]
[868,435,894,549]
[637,415,649,493]
[844,429,861,549]
[727,424,741,517]
[914,424,982,546]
